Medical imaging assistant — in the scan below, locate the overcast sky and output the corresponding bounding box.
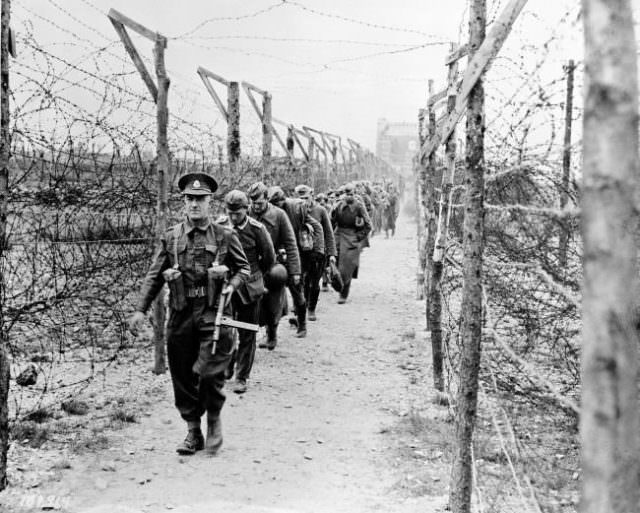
[13,0,582,155]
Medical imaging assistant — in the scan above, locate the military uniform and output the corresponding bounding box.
[272,190,324,337]
[248,200,300,346]
[331,196,371,302]
[136,218,250,423]
[132,172,250,455]
[295,184,336,318]
[221,191,276,388]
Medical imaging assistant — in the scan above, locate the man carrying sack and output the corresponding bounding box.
[128,172,250,456]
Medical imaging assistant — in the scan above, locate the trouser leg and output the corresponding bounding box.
[196,327,233,419]
[167,305,232,422]
[307,254,324,312]
[287,279,306,323]
[167,315,203,423]
[234,300,259,381]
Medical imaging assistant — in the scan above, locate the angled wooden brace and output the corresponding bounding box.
[108,8,166,103]
[242,82,294,162]
[420,0,529,159]
[197,66,229,122]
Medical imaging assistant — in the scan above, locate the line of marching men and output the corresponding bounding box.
[218,179,400,395]
[128,172,400,455]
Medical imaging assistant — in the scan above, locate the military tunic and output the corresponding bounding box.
[225,216,275,381]
[136,218,250,422]
[248,203,300,335]
[331,200,372,299]
[305,202,336,312]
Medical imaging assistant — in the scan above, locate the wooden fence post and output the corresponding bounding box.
[559,59,574,270]
[262,92,272,180]
[417,106,427,301]
[227,81,240,174]
[430,44,461,393]
[0,0,11,492]
[153,34,170,375]
[108,8,171,375]
[450,2,486,511]
[581,0,640,511]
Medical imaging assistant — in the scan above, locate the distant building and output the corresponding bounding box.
[376,118,419,177]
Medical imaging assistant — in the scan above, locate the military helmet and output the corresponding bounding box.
[224,189,249,211]
[265,263,288,288]
[178,172,218,195]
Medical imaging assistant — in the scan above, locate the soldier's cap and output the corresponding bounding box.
[294,184,313,197]
[343,183,355,193]
[178,172,218,196]
[247,181,269,200]
[315,192,327,201]
[224,189,249,211]
[267,186,286,204]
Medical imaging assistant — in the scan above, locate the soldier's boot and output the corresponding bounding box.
[266,324,278,350]
[232,378,247,394]
[338,283,351,304]
[176,427,204,455]
[308,289,320,320]
[205,416,223,455]
[296,307,307,338]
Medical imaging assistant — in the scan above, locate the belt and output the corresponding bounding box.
[186,286,207,298]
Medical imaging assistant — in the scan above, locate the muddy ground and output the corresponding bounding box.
[0,214,456,513]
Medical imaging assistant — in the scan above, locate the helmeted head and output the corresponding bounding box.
[248,181,269,214]
[267,186,287,209]
[178,172,217,221]
[224,189,249,226]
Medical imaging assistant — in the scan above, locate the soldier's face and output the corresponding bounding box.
[250,196,269,214]
[184,194,211,221]
[227,208,247,226]
[299,194,313,208]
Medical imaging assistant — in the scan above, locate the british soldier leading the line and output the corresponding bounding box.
[128,172,250,456]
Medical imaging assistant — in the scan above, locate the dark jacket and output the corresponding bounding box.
[281,198,324,255]
[249,203,301,276]
[136,218,250,313]
[225,216,276,304]
[309,202,336,257]
[331,200,372,239]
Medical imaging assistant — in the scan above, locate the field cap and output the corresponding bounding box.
[178,172,217,195]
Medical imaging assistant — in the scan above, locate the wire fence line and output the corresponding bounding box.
[414,4,582,510]
[2,3,398,427]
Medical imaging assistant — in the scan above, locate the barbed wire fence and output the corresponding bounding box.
[416,2,582,511]
[2,1,399,432]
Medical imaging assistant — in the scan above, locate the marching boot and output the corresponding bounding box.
[205,416,223,455]
[295,306,307,338]
[308,288,320,320]
[266,324,278,350]
[176,427,204,455]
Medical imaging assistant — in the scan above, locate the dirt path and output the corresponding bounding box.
[3,214,453,513]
